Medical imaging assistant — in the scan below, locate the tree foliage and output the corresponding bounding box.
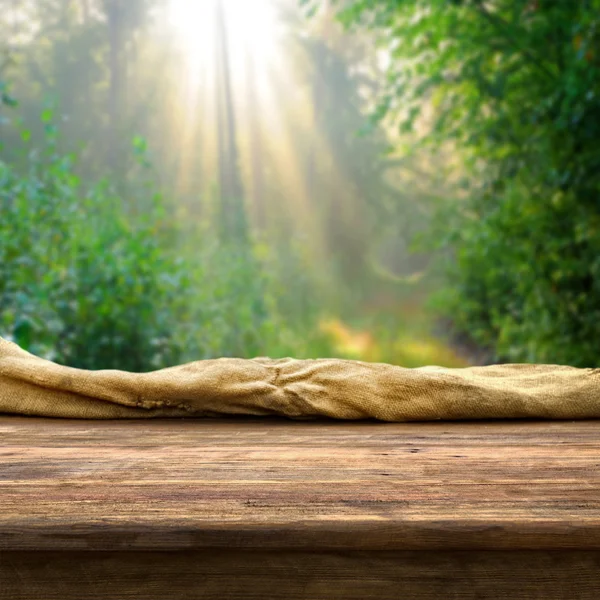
[332,0,600,365]
[0,111,335,369]
[0,0,469,368]
[0,116,185,369]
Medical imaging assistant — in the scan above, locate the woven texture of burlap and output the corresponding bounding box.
[1,336,599,420]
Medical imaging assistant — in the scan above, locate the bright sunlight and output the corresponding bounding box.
[168,0,280,80]
[0,0,475,373]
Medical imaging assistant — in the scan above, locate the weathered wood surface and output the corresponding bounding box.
[1,417,600,552]
[4,549,600,600]
[2,416,600,599]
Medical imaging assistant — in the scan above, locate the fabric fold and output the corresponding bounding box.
[0,337,599,420]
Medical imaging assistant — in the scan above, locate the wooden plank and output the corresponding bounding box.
[3,549,600,600]
[1,417,600,551]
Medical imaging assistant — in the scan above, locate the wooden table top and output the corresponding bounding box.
[1,416,599,552]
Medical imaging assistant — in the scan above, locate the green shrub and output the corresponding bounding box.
[0,115,190,370]
[335,0,600,366]
[0,111,338,369]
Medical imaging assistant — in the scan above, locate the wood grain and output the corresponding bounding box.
[3,549,600,600]
[3,416,600,598]
[1,416,600,552]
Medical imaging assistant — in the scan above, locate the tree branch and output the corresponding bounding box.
[473,0,557,82]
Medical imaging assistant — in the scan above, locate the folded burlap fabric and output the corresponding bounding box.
[0,336,598,420]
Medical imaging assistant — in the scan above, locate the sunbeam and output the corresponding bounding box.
[168,0,280,85]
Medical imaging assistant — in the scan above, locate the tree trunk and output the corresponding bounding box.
[215,1,247,243]
[245,53,265,231]
[105,0,123,171]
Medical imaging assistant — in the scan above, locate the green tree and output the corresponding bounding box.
[0,0,164,178]
[327,0,600,366]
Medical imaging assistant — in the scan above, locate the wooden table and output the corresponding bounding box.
[1,416,600,599]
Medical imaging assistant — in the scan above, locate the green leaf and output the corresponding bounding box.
[13,318,34,351]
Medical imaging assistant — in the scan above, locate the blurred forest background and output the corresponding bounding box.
[1,0,598,371]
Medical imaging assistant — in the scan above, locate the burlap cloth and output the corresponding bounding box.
[1,336,599,420]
